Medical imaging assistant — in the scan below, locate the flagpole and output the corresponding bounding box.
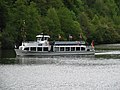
[79,33,82,41]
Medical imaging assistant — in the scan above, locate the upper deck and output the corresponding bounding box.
[36,35,50,42]
[21,34,50,47]
[54,41,86,46]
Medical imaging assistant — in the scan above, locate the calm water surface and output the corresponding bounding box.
[0,49,120,90]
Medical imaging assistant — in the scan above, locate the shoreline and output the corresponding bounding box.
[95,44,120,50]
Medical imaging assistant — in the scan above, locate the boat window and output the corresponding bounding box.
[31,47,36,51]
[37,38,41,41]
[38,47,42,51]
[46,37,48,40]
[19,47,22,50]
[87,49,90,51]
[66,47,70,51]
[55,47,59,51]
[24,47,29,51]
[38,44,42,46]
[41,37,45,41]
[43,47,48,51]
[71,47,75,51]
[76,47,80,51]
[81,47,85,51]
[45,37,48,40]
[60,47,64,51]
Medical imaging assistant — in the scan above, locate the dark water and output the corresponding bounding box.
[0,49,120,90]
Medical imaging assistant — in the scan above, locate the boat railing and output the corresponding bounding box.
[23,41,37,43]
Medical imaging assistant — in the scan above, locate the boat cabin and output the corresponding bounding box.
[18,34,93,53]
[36,35,50,42]
[19,35,51,52]
[53,41,87,52]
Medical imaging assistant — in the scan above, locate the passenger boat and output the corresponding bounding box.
[14,34,95,56]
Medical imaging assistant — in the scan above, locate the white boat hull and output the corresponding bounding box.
[15,49,95,56]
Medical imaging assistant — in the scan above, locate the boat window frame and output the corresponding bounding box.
[37,38,41,42]
[38,44,42,46]
[66,47,70,51]
[76,47,80,51]
[37,47,42,51]
[71,47,75,51]
[43,47,48,51]
[55,47,59,52]
[30,47,36,51]
[81,47,85,51]
[24,47,29,51]
[60,47,64,51]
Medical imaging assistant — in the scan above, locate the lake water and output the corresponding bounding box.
[0,49,120,90]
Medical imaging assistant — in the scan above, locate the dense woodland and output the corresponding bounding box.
[0,0,120,49]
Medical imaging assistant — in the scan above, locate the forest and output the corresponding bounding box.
[0,0,120,49]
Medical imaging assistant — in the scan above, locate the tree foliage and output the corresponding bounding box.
[1,0,120,49]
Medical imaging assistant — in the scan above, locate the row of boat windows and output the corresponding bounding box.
[24,47,86,52]
[54,47,86,52]
[24,47,48,51]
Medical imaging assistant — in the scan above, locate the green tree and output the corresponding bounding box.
[48,0,64,9]
[63,0,84,15]
[32,0,64,15]
[2,0,41,48]
[25,2,41,40]
[46,8,63,40]
[92,15,101,26]
[0,0,7,32]
[104,0,119,17]
[94,25,120,44]
[78,12,95,42]
[32,0,49,15]
[1,0,120,49]
[57,7,83,40]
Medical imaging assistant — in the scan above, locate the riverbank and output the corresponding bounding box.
[95,44,120,50]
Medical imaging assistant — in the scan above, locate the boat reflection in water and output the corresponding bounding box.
[15,52,120,66]
[15,55,95,65]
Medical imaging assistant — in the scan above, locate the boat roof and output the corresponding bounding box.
[36,35,50,38]
[54,41,85,45]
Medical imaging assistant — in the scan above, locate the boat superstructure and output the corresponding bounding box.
[15,34,95,56]
[18,35,50,51]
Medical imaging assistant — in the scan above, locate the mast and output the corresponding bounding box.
[21,20,26,42]
[41,32,44,41]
